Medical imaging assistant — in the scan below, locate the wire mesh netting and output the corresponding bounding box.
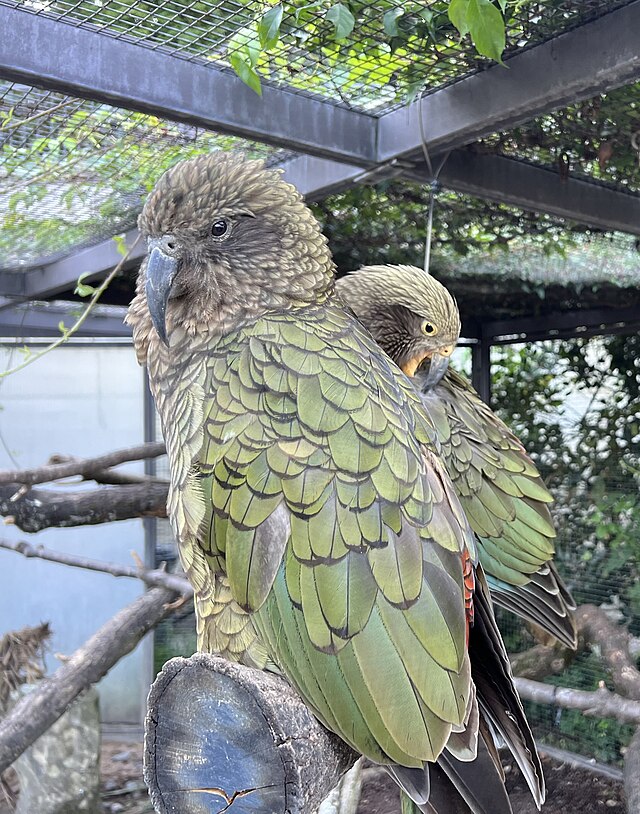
[0,0,634,113]
[483,81,640,195]
[0,81,287,272]
[490,335,640,766]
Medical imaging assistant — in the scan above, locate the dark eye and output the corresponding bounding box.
[422,321,437,336]
[211,219,229,239]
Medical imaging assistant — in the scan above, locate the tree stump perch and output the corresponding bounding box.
[144,654,358,814]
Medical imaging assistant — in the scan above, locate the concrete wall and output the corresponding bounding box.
[0,341,150,727]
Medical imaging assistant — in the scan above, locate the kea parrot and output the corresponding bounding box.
[336,265,577,649]
[127,153,543,813]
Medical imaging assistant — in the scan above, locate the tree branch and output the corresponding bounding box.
[0,442,167,486]
[0,538,192,595]
[0,586,179,774]
[576,604,640,700]
[0,481,168,532]
[514,678,640,726]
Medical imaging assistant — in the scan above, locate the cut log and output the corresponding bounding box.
[144,653,358,814]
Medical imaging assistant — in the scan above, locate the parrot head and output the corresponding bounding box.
[134,151,335,345]
[337,264,460,388]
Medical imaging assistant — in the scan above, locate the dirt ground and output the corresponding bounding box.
[356,754,626,814]
[1,740,627,813]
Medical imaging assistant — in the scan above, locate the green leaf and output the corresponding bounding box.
[58,320,67,334]
[497,0,507,10]
[383,8,403,37]
[467,0,506,61]
[258,4,283,50]
[74,272,96,298]
[229,53,263,95]
[326,3,355,41]
[113,233,128,257]
[448,0,470,37]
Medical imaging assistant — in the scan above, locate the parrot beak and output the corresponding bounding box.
[421,344,454,390]
[145,238,180,346]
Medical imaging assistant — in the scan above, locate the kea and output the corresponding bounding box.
[127,153,543,813]
[337,264,577,649]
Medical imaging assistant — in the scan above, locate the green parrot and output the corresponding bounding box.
[127,153,543,813]
[336,264,577,649]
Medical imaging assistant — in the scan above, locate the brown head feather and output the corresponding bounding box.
[336,264,460,375]
[127,151,335,357]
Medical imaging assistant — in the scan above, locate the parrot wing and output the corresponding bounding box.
[416,367,577,649]
[190,302,478,775]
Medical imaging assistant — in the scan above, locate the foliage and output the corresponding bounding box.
[312,179,590,274]
[241,0,508,99]
[492,337,640,629]
[491,335,640,763]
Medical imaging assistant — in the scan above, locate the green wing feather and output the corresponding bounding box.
[187,302,476,767]
[417,367,577,648]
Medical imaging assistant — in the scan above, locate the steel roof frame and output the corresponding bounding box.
[1,2,640,308]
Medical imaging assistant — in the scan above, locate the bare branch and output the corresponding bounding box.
[0,586,179,774]
[48,455,167,486]
[0,481,168,532]
[0,538,192,596]
[514,678,640,726]
[0,442,167,486]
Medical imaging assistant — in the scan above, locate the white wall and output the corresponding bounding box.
[0,341,150,727]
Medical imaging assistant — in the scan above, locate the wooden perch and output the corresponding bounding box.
[145,654,357,814]
[0,537,192,595]
[0,442,166,486]
[0,585,178,774]
[0,481,168,532]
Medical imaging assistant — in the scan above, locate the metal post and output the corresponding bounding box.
[471,337,491,406]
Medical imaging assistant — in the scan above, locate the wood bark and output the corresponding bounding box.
[0,586,178,774]
[144,653,358,814]
[0,481,168,532]
[0,442,166,486]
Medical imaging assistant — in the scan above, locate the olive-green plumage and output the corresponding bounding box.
[127,153,477,772]
[337,265,577,649]
[127,154,543,812]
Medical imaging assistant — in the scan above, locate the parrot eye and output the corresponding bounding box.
[211,219,230,239]
[421,321,438,336]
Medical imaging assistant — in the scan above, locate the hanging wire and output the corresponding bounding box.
[418,94,451,274]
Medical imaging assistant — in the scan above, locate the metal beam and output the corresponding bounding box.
[482,305,640,344]
[16,228,145,303]
[416,151,640,236]
[0,5,376,166]
[377,2,640,163]
[0,302,130,338]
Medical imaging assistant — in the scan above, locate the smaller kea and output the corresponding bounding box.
[127,153,544,814]
[337,264,577,649]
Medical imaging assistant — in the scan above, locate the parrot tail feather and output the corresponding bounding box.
[470,567,545,808]
[389,728,513,814]
[489,561,577,650]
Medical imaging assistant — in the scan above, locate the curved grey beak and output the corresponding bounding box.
[145,244,179,346]
[422,352,451,390]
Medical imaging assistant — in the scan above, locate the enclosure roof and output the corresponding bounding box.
[1,0,640,317]
[0,0,631,115]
